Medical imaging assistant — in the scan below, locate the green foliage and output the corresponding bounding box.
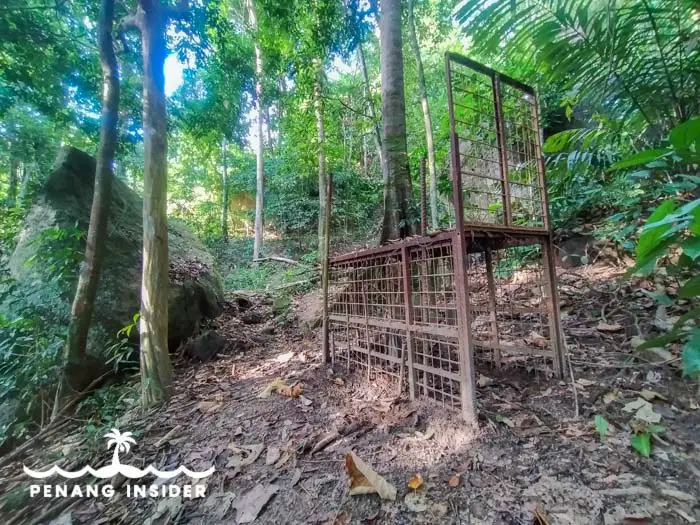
[25,226,85,296]
[594,414,609,441]
[630,432,651,457]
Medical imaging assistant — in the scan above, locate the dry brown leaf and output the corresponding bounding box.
[299,395,313,406]
[196,401,220,413]
[333,377,345,386]
[265,446,281,466]
[596,322,624,332]
[448,474,460,487]
[415,428,435,440]
[279,382,304,398]
[477,374,493,387]
[234,483,279,524]
[407,474,424,490]
[639,388,667,401]
[258,378,287,398]
[345,451,397,501]
[226,443,264,468]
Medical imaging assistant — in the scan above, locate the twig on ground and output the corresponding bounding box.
[566,342,580,419]
[253,256,298,265]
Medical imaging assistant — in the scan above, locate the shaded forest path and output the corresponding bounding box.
[3,261,699,524]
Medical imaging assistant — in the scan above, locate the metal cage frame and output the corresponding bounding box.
[322,53,566,424]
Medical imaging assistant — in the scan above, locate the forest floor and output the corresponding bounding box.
[1,260,699,525]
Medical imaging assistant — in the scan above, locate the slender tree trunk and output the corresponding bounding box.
[265,106,273,151]
[7,157,19,206]
[18,162,33,202]
[358,44,384,184]
[407,0,438,230]
[52,0,120,418]
[138,0,172,407]
[221,137,229,242]
[379,0,415,243]
[315,68,327,260]
[248,0,265,260]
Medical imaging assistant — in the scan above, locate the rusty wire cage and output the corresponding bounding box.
[323,53,565,423]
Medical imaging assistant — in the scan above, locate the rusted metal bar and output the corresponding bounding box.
[531,94,551,231]
[446,54,478,425]
[542,238,566,377]
[420,156,427,236]
[401,245,417,399]
[492,73,512,226]
[483,247,501,368]
[445,52,535,94]
[321,174,333,363]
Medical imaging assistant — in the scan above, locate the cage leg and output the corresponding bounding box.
[542,239,565,377]
[484,247,501,368]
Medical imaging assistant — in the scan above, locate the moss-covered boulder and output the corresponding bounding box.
[9,146,223,359]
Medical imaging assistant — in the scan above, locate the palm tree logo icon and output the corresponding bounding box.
[105,429,136,467]
[24,428,215,480]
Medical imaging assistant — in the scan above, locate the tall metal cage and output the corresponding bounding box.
[322,53,565,423]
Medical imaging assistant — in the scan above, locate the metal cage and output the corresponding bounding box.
[323,54,565,423]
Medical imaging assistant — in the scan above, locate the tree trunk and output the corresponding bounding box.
[407,0,438,230]
[221,137,229,242]
[53,0,120,418]
[18,162,33,202]
[315,68,327,260]
[7,157,19,206]
[138,0,172,407]
[379,0,415,243]
[248,0,264,261]
[358,43,384,185]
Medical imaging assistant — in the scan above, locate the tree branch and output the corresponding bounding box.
[117,9,143,33]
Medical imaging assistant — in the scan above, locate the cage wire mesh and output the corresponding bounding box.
[324,53,565,421]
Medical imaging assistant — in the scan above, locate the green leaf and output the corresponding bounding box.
[681,237,700,260]
[594,414,609,440]
[630,433,651,457]
[608,149,669,172]
[636,200,676,260]
[681,329,700,378]
[669,118,700,153]
[679,275,700,299]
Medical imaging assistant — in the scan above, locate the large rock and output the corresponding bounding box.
[9,146,223,359]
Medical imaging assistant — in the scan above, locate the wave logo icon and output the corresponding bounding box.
[23,428,215,480]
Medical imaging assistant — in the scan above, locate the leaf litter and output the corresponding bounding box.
[5,267,700,525]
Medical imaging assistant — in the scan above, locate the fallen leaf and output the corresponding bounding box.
[529,331,548,347]
[234,483,278,524]
[448,474,460,487]
[196,401,220,413]
[414,428,435,440]
[227,443,264,468]
[404,491,429,512]
[407,474,424,490]
[333,377,345,385]
[639,389,667,402]
[274,452,290,469]
[289,468,302,487]
[279,382,304,398]
[597,322,624,332]
[345,451,397,501]
[576,378,596,387]
[299,395,313,406]
[202,493,236,521]
[265,447,281,466]
[258,378,287,398]
[275,351,294,363]
[623,398,662,424]
[477,374,493,387]
[143,497,183,525]
[603,391,619,404]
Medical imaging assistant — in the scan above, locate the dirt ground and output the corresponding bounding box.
[1,261,699,525]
